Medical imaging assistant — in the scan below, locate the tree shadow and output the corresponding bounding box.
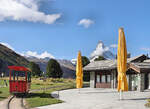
[0,91,2,94]
[0,96,6,99]
[144,90,150,92]
[83,84,90,88]
[125,98,150,101]
[82,91,118,94]
[23,93,53,99]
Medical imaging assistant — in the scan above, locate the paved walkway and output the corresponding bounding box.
[37,88,150,109]
[0,96,24,109]
[0,97,9,109]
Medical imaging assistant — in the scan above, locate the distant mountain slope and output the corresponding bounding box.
[26,57,76,78]
[0,58,8,74]
[0,44,29,66]
[90,41,115,61]
[57,59,75,71]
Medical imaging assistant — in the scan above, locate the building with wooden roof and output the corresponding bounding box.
[83,54,150,92]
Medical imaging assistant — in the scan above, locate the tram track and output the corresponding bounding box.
[7,95,15,109]
[7,95,26,109]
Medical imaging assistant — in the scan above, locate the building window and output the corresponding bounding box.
[97,74,100,83]
[101,75,106,83]
[107,75,111,83]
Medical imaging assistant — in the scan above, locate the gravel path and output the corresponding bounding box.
[9,97,23,109]
[0,96,24,109]
[0,97,9,109]
[37,88,150,109]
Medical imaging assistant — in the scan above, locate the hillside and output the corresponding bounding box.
[0,44,29,67]
[0,43,75,78]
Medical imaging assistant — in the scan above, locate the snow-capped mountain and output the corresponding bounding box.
[71,59,77,65]
[90,41,115,61]
[57,59,75,71]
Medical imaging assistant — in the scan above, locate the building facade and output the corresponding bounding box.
[84,54,150,92]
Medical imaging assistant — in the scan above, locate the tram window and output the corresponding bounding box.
[27,72,31,82]
[17,71,25,81]
[11,71,16,81]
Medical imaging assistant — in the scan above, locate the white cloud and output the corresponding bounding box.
[21,51,55,59]
[0,42,15,50]
[110,44,118,48]
[78,19,94,28]
[0,0,61,24]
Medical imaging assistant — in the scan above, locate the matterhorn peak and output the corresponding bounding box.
[90,41,115,61]
[96,40,105,49]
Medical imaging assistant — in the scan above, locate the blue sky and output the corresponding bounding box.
[0,0,150,60]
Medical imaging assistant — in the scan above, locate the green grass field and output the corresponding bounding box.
[0,78,10,101]
[0,87,10,101]
[25,78,88,108]
[26,83,76,108]
[0,77,89,108]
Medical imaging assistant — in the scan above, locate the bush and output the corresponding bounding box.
[49,78,64,83]
[29,62,42,77]
[82,56,90,81]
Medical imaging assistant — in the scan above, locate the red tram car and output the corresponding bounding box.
[8,66,31,94]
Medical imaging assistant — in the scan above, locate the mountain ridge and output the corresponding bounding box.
[0,44,29,66]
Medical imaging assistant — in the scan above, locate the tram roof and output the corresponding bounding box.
[8,66,30,71]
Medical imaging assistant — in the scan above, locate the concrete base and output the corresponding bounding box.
[37,88,150,109]
[90,72,95,88]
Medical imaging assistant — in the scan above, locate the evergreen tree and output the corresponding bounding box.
[29,62,42,77]
[46,59,63,78]
[82,56,90,81]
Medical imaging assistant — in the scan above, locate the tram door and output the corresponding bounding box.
[11,71,26,92]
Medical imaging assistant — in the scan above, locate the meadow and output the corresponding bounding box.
[0,77,89,108]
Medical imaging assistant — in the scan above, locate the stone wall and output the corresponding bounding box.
[96,83,111,88]
[90,72,95,88]
[90,70,148,92]
[111,70,117,89]
[127,74,132,91]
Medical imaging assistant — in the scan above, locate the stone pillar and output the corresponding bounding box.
[130,75,133,91]
[126,74,129,87]
[111,71,114,89]
[128,74,132,91]
[90,72,95,88]
[131,75,134,91]
[113,70,117,88]
[137,73,145,92]
[149,73,150,89]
